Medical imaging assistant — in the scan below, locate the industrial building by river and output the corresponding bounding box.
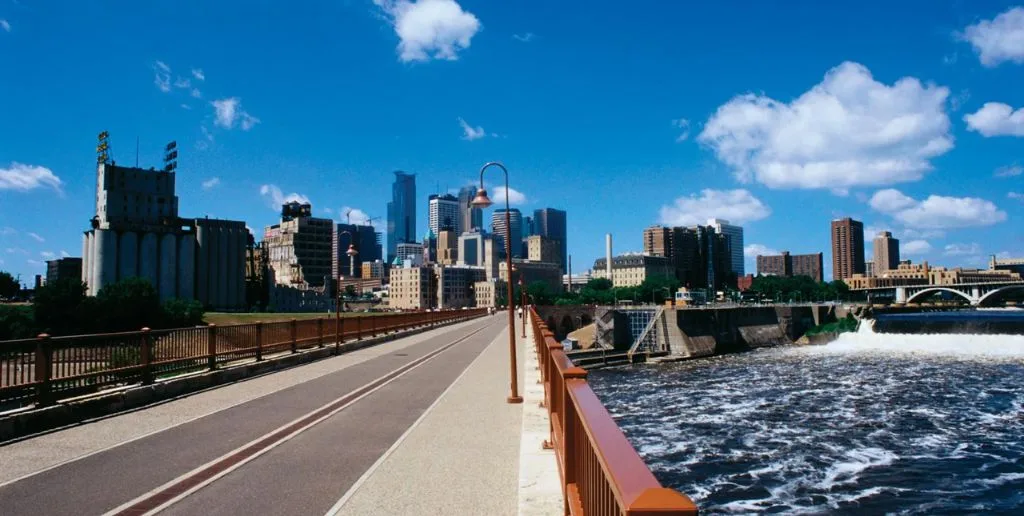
[81,136,247,310]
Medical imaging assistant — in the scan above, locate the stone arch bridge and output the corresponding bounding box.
[864,282,1024,307]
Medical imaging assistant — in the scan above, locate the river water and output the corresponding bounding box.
[588,322,1024,514]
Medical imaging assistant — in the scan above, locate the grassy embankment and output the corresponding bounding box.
[804,314,858,336]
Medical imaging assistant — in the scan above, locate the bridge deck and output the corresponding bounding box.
[0,315,558,516]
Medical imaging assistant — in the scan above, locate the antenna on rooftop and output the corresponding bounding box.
[96,131,111,165]
[163,141,178,172]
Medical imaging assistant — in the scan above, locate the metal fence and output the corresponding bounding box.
[529,307,697,515]
[0,309,487,410]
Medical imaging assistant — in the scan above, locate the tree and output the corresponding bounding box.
[162,298,205,328]
[344,285,358,298]
[95,277,163,332]
[0,305,36,340]
[0,271,20,299]
[33,278,91,335]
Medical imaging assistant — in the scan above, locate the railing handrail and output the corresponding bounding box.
[529,306,697,515]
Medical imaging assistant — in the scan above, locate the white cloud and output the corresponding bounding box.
[6,247,27,255]
[60,250,70,258]
[672,118,690,142]
[259,184,310,210]
[512,32,535,42]
[374,0,481,62]
[1,19,10,32]
[902,240,932,255]
[1009,192,1023,201]
[174,77,191,89]
[864,224,945,242]
[153,61,171,92]
[659,189,771,227]
[959,7,1024,67]
[27,232,44,243]
[0,227,15,236]
[869,188,1007,229]
[457,117,485,140]
[192,68,205,81]
[964,102,1024,137]
[191,88,202,98]
[944,243,982,256]
[996,164,1022,177]
[181,104,192,110]
[744,243,779,258]
[949,89,971,112]
[40,251,55,259]
[202,177,220,190]
[26,259,43,267]
[491,186,527,206]
[0,163,62,193]
[212,98,259,130]
[698,62,953,191]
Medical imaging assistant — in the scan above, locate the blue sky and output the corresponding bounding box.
[1,0,1022,285]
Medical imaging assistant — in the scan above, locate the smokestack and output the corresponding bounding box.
[605,233,613,283]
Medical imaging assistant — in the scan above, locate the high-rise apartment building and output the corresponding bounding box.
[831,217,865,281]
[707,218,744,276]
[532,208,567,272]
[386,171,416,263]
[428,194,460,235]
[872,231,900,274]
[643,224,729,288]
[332,223,381,279]
[46,257,82,285]
[457,231,499,279]
[526,235,561,265]
[437,228,458,265]
[265,202,335,288]
[491,208,524,259]
[756,251,823,282]
[456,186,483,234]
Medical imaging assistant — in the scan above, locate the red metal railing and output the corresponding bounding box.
[0,309,487,409]
[529,307,697,515]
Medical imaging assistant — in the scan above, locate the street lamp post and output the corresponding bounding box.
[519,275,526,338]
[472,161,524,404]
[336,230,357,344]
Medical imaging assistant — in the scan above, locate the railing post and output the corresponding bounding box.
[371,315,376,337]
[318,318,324,348]
[207,324,217,370]
[255,321,263,361]
[35,333,53,407]
[336,316,344,354]
[140,327,154,385]
[561,369,588,497]
[290,319,298,353]
[356,316,362,340]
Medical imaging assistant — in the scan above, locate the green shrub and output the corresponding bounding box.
[0,304,36,340]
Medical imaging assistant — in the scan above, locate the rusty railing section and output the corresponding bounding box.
[0,309,487,409]
[529,307,697,515]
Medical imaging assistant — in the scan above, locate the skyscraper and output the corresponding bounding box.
[457,185,483,234]
[386,171,416,263]
[491,208,524,259]
[707,218,744,276]
[831,217,865,281]
[532,208,567,271]
[872,231,900,274]
[428,194,460,235]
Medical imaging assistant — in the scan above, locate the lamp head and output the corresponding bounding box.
[470,188,493,209]
[346,244,358,257]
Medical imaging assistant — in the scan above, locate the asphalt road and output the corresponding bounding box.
[0,316,503,516]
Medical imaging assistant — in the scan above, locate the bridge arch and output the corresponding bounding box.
[977,285,1024,307]
[559,315,577,340]
[905,287,974,305]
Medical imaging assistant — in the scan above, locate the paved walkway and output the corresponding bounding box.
[0,313,562,516]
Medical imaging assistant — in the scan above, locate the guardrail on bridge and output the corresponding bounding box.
[529,307,697,515]
[1,309,487,410]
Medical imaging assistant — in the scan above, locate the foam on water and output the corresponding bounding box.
[803,319,1024,358]
[588,327,1024,514]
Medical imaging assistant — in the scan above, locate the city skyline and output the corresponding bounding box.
[2,1,1023,284]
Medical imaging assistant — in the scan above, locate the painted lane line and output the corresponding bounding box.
[102,322,494,516]
[323,325,504,515]
[0,317,486,490]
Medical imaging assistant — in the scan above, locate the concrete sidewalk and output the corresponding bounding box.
[332,320,556,516]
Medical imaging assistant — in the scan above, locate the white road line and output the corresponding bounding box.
[0,318,484,490]
[323,325,504,516]
[101,322,492,516]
